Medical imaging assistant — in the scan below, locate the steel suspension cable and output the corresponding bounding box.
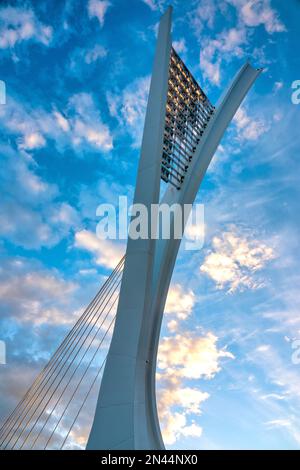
[43,302,118,449]
[60,356,107,450]
[0,260,123,448]
[5,267,122,450]
[26,280,121,450]
[0,257,124,444]
[1,258,124,449]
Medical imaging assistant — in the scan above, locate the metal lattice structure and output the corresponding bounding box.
[161,47,215,189]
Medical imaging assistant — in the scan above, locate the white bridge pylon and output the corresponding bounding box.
[0,6,261,452]
[87,6,262,450]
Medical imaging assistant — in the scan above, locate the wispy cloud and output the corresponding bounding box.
[74,229,124,269]
[200,225,275,292]
[107,76,150,147]
[200,27,248,85]
[244,343,300,446]
[233,106,269,141]
[227,0,286,34]
[173,38,187,54]
[0,143,80,249]
[165,284,195,332]
[0,257,78,326]
[0,91,113,154]
[0,5,52,49]
[20,132,46,150]
[68,44,108,77]
[141,0,167,12]
[87,0,111,28]
[67,93,113,151]
[190,0,217,34]
[195,0,286,86]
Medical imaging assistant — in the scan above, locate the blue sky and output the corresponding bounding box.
[0,0,300,450]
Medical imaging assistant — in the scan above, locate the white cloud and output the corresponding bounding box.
[50,202,79,226]
[193,0,286,38]
[78,177,134,221]
[0,95,49,151]
[68,44,108,77]
[0,200,80,250]
[79,268,98,276]
[157,330,234,445]
[0,97,56,152]
[0,5,52,49]
[273,81,283,92]
[141,0,166,11]
[54,111,70,132]
[84,44,107,64]
[0,258,78,326]
[181,422,203,439]
[256,344,270,353]
[261,282,300,337]
[265,418,292,428]
[173,38,187,54]
[160,412,204,445]
[0,91,113,154]
[165,284,195,321]
[261,393,286,402]
[247,344,300,446]
[198,1,286,86]
[273,111,282,123]
[107,76,150,147]
[234,106,269,141]
[88,0,111,27]
[0,148,54,203]
[69,93,113,151]
[266,419,300,446]
[20,132,46,150]
[191,0,217,34]
[200,27,247,85]
[1,61,113,155]
[158,331,234,380]
[0,362,43,429]
[166,319,179,333]
[200,226,275,292]
[227,0,286,34]
[159,386,210,417]
[0,143,81,249]
[74,230,124,270]
[141,0,156,10]
[241,357,300,448]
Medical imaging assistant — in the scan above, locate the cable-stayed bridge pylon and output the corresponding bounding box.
[0,5,261,451]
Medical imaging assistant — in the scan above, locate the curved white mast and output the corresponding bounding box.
[87,6,261,450]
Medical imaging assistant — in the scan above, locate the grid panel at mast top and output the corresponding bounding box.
[161,47,215,190]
